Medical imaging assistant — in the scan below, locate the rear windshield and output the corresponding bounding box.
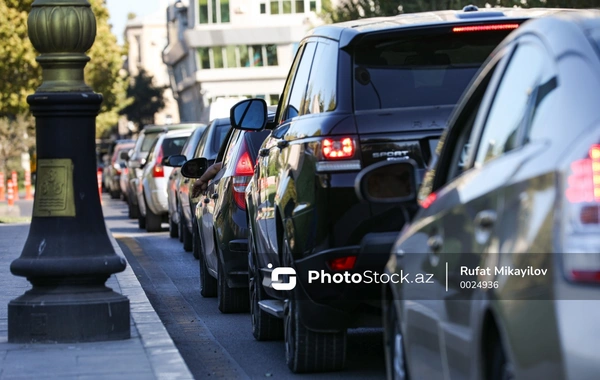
[353,27,516,111]
[162,136,189,156]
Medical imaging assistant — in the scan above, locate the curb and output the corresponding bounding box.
[106,229,194,380]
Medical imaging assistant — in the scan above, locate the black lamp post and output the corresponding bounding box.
[7,0,130,343]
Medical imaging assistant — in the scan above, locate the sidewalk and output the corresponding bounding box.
[0,218,193,378]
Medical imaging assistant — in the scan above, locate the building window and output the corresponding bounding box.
[263,0,317,14]
[270,94,280,105]
[198,47,210,69]
[199,0,230,24]
[197,45,279,70]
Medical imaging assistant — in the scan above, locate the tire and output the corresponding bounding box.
[217,258,249,313]
[192,220,201,259]
[249,239,283,340]
[169,213,179,238]
[110,189,120,199]
[488,336,513,380]
[182,219,193,252]
[385,301,408,380]
[137,209,146,229]
[284,298,347,373]
[178,206,184,243]
[199,245,217,298]
[128,193,140,219]
[145,196,162,232]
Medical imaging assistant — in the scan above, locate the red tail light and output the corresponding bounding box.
[322,138,355,159]
[453,24,519,33]
[328,256,357,271]
[562,144,600,284]
[233,140,253,210]
[153,147,165,178]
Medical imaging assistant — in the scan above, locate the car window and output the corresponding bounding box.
[353,28,517,111]
[181,128,205,160]
[280,41,317,122]
[223,130,243,167]
[146,139,159,162]
[276,43,307,124]
[194,122,212,158]
[141,132,161,152]
[162,136,190,157]
[474,43,546,166]
[302,40,338,114]
[213,123,231,153]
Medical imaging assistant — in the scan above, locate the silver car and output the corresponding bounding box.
[137,129,193,232]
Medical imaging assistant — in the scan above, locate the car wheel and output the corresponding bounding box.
[385,300,408,380]
[177,204,184,243]
[169,213,179,239]
[249,236,283,340]
[192,220,201,259]
[284,298,346,373]
[488,336,513,380]
[145,196,162,232]
[128,192,139,219]
[198,238,217,297]
[182,219,193,252]
[217,257,249,314]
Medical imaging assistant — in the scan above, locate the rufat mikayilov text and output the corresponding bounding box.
[461,266,548,277]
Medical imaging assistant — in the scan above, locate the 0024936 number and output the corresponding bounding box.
[459,281,499,289]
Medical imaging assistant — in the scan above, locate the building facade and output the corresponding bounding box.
[163,0,327,123]
[125,9,180,127]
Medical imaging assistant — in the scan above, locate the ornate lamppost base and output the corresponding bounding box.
[8,283,130,343]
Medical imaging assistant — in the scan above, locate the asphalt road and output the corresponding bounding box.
[102,196,386,380]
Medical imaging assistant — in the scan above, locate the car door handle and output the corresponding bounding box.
[427,235,443,253]
[474,210,496,229]
[277,140,289,149]
[211,193,218,200]
[259,148,270,157]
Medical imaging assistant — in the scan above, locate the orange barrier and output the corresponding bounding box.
[0,172,5,202]
[97,168,103,203]
[24,170,33,200]
[11,171,19,201]
[7,179,14,206]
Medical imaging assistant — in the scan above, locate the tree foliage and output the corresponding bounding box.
[322,0,600,22]
[0,0,127,137]
[0,115,35,176]
[120,69,167,129]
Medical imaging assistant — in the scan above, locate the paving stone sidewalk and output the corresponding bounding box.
[0,223,193,380]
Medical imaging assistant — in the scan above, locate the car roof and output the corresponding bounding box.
[142,123,204,134]
[161,129,194,139]
[305,7,581,47]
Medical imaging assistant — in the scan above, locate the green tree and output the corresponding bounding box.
[120,69,167,129]
[0,0,128,137]
[0,115,35,177]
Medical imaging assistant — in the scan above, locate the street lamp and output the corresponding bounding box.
[8,0,130,343]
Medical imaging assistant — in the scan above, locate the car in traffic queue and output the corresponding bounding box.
[178,111,274,313]
[165,124,207,241]
[230,6,566,373]
[137,129,193,232]
[167,117,232,254]
[125,124,200,219]
[355,11,600,380]
[105,141,135,200]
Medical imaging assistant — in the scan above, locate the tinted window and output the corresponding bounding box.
[282,41,317,121]
[353,28,516,111]
[474,43,545,165]
[181,127,206,160]
[213,123,231,153]
[223,130,243,167]
[303,41,338,114]
[162,136,189,157]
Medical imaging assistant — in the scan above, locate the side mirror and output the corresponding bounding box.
[230,98,268,131]
[119,151,129,161]
[355,160,418,203]
[181,157,209,178]
[163,154,186,167]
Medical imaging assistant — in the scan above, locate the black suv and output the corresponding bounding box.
[232,6,549,373]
